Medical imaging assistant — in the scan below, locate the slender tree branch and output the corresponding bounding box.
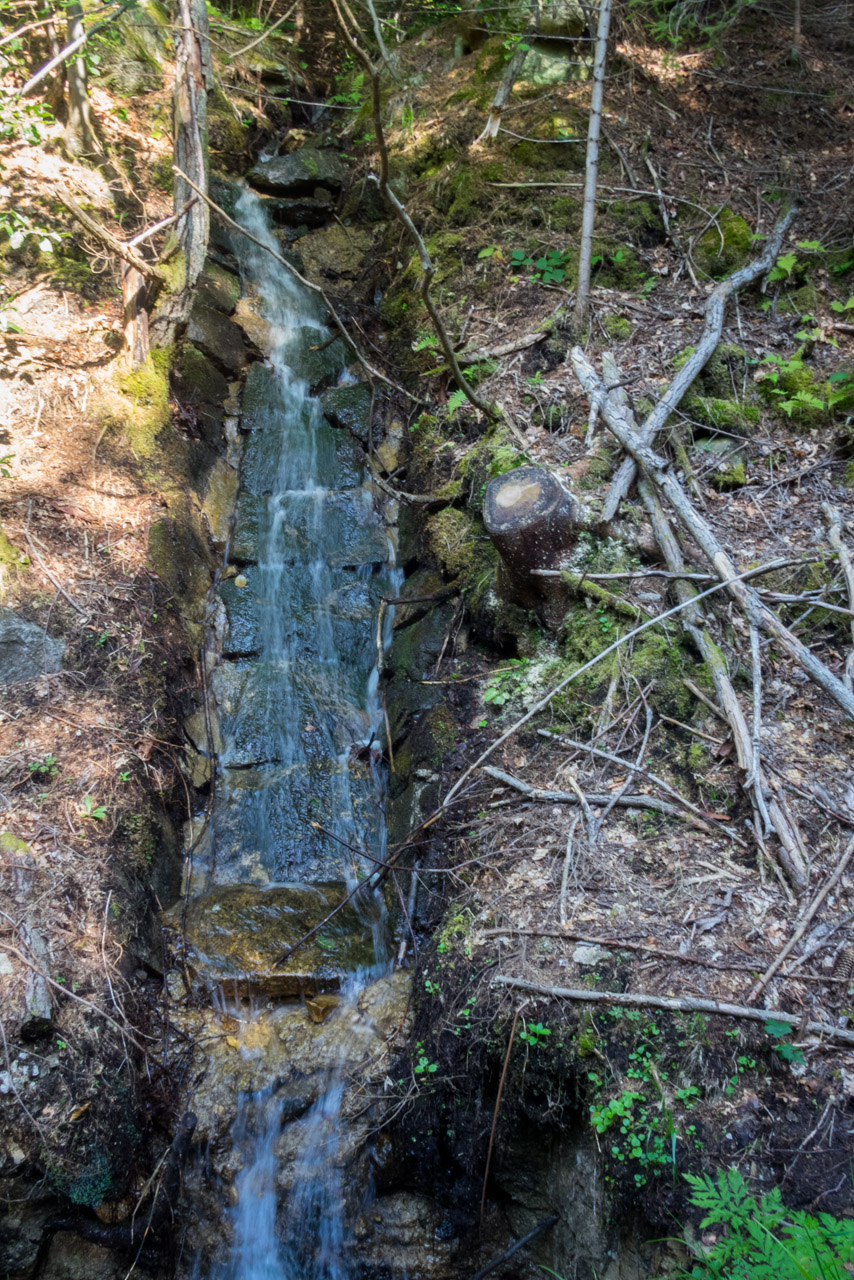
[493,975,854,1046]
[330,0,498,420]
[599,206,796,524]
[572,346,854,724]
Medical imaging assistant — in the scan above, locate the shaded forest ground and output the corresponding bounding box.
[0,0,853,1266]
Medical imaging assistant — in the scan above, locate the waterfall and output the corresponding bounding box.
[193,187,401,1279]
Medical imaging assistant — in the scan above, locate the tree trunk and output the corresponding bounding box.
[573,0,611,333]
[150,0,211,344]
[477,5,540,143]
[483,465,578,624]
[64,2,100,158]
[122,265,151,368]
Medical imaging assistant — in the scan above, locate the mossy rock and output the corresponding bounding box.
[117,347,172,456]
[553,612,696,721]
[0,524,26,598]
[684,395,760,433]
[609,198,665,244]
[208,105,248,158]
[695,208,754,278]
[458,426,527,505]
[171,343,228,445]
[603,314,632,341]
[196,258,241,314]
[551,195,581,232]
[592,241,645,289]
[474,36,512,82]
[320,384,372,442]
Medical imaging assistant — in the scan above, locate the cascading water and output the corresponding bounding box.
[186,186,402,1279]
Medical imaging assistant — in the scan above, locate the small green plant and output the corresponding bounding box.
[413,1041,438,1076]
[446,387,468,416]
[677,1167,854,1279]
[28,754,58,779]
[80,796,107,821]
[0,452,14,478]
[831,296,854,315]
[764,1018,806,1065]
[510,246,569,285]
[483,660,530,708]
[519,1020,551,1048]
[118,769,131,783]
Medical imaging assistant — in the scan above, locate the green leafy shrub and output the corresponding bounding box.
[675,1167,854,1279]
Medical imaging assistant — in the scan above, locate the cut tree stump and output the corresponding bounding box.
[483,466,578,625]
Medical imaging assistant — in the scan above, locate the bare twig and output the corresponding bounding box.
[480,1000,529,1229]
[484,764,691,822]
[472,1215,558,1280]
[23,529,89,618]
[559,816,580,928]
[823,503,854,691]
[493,975,854,1046]
[749,833,854,1001]
[572,346,854,726]
[599,207,796,524]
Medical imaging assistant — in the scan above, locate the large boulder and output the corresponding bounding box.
[186,299,249,375]
[248,147,349,198]
[0,607,64,684]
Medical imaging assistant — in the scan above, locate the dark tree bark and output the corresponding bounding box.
[483,465,578,625]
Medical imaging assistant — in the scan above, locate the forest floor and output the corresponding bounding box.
[335,3,854,1231]
[0,75,188,1213]
[1,0,854,1259]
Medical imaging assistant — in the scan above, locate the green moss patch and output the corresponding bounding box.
[695,208,753,277]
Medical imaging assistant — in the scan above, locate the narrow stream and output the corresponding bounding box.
[189,187,401,1279]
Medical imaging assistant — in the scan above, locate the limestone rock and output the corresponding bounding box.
[321,384,372,441]
[196,259,241,314]
[248,147,348,197]
[297,224,374,280]
[260,194,333,228]
[201,458,238,552]
[286,325,349,391]
[171,344,228,445]
[0,607,64,684]
[187,299,249,375]
[374,419,406,474]
[38,1233,123,1280]
[174,882,378,996]
[357,1192,459,1279]
[233,297,275,354]
[240,362,278,431]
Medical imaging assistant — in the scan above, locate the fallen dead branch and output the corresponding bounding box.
[493,975,854,1046]
[572,346,854,725]
[56,189,168,283]
[823,503,854,691]
[599,206,796,525]
[749,833,854,1001]
[484,764,701,825]
[601,353,806,893]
